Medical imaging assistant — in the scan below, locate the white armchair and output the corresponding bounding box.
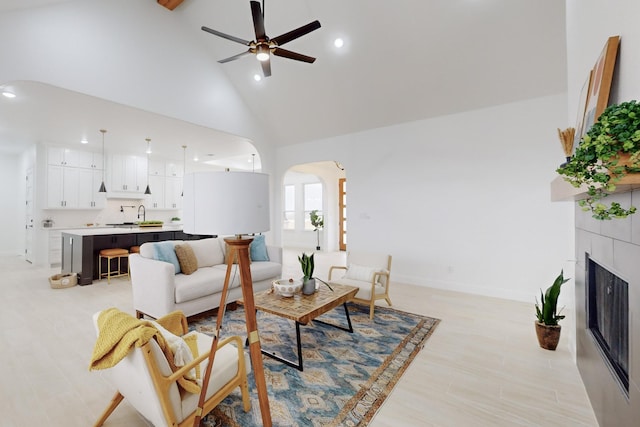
[328,252,393,320]
[91,309,251,427]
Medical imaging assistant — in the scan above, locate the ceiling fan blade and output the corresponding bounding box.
[250,0,267,41]
[271,20,321,46]
[219,50,253,63]
[273,47,316,63]
[261,58,272,77]
[201,26,251,45]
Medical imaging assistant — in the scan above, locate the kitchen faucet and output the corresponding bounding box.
[137,204,146,222]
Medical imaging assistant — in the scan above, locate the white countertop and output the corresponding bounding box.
[60,226,183,236]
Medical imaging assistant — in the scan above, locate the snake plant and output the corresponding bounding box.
[535,270,570,326]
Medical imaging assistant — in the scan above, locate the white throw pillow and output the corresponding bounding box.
[344,264,378,282]
[150,320,196,380]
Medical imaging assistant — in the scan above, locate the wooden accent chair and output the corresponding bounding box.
[91,310,250,427]
[328,252,393,320]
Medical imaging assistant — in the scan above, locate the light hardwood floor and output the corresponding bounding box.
[0,250,597,426]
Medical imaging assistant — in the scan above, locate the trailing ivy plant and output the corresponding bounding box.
[557,100,640,220]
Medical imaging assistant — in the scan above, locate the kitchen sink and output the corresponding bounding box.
[105,223,139,228]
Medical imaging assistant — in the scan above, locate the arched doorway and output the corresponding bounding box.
[281,161,346,252]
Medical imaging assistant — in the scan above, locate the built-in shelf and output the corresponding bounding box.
[550,174,640,201]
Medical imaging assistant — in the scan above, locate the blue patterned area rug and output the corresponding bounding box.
[190,303,439,427]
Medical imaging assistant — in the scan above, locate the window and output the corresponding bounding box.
[283,185,295,230]
[304,182,322,230]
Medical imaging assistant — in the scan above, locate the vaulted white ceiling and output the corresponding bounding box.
[0,0,567,163]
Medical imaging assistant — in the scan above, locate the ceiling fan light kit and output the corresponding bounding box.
[1,87,16,98]
[202,0,321,77]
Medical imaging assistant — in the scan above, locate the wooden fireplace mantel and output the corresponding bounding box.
[550,174,640,202]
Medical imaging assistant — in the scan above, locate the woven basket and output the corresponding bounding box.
[49,273,77,289]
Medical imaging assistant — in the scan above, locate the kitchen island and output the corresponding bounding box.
[60,227,212,285]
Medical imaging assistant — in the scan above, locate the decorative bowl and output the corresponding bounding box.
[272,279,302,297]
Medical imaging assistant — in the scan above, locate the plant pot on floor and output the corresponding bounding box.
[535,321,561,351]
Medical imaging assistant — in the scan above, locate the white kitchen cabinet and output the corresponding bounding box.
[110,154,148,193]
[148,175,165,209]
[48,146,103,169]
[146,158,183,210]
[76,151,103,169]
[48,230,62,266]
[47,146,82,167]
[148,158,165,176]
[165,176,183,209]
[165,161,184,177]
[46,145,103,209]
[78,169,106,209]
[47,165,80,208]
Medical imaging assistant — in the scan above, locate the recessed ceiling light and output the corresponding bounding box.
[1,89,16,98]
[254,74,262,82]
[81,138,88,144]
[334,38,344,48]
[193,156,199,162]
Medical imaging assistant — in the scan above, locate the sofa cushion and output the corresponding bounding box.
[153,241,181,274]
[212,261,281,284]
[174,243,198,275]
[250,235,269,261]
[188,238,224,267]
[174,267,231,304]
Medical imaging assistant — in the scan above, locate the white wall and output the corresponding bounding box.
[0,152,23,256]
[276,94,573,303]
[566,0,640,104]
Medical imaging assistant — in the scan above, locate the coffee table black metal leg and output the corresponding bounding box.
[314,302,354,333]
[260,321,304,371]
[255,303,353,371]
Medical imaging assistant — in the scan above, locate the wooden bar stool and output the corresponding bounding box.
[130,246,140,254]
[98,248,130,283]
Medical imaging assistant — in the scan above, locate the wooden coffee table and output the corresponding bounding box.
[238,282,358,371]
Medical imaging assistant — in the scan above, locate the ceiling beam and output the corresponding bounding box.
[157,0,184,11]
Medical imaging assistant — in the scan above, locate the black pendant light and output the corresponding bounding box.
[144,138,152,195]
[181,144,186,197]
[98,129,107,193]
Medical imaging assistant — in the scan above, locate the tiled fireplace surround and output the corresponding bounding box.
[575,189,640,426]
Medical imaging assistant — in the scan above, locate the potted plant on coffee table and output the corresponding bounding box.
[557,100,640,220]
[535,270,570,351]
[298,252,333,295]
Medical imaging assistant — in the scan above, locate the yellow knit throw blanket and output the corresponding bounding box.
[89,308,200,394]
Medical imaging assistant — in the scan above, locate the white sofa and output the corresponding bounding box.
[129,237,282,319]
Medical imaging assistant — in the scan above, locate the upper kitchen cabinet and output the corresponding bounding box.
[165,161,184,177]
[109,154,148,194]
[46,146,104,209]
[47,146,102,169]
[148,158,165,176]
[77,169,106,209]
[146,158,183,210]
[47,165,80,208]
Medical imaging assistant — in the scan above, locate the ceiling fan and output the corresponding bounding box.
[201,0,321,77]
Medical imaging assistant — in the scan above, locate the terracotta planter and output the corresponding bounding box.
[535,321,561,351]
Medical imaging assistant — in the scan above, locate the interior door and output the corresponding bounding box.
[338,178,347,251]
[25,168,34,263]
